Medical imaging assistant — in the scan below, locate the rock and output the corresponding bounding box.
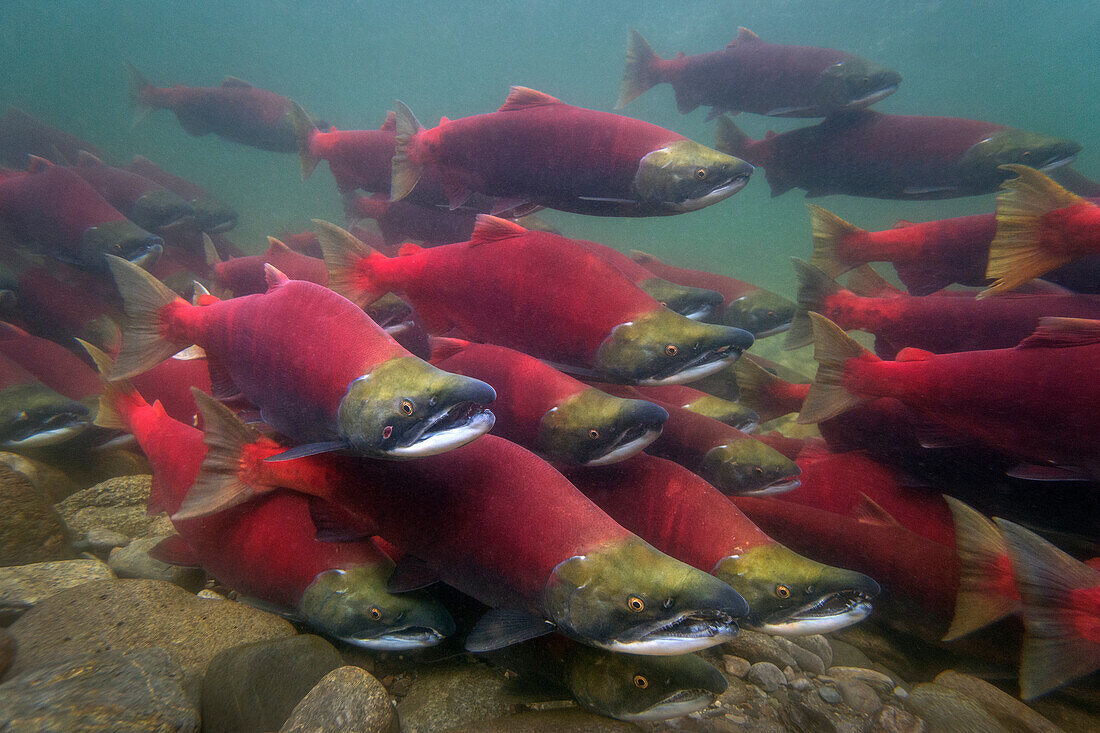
[784,689,867,733]
[78,527,131,555]
[818,686,842,704]
[0,647,199,732]
[197,589,226,600]
[791,634,833,669]
[718,675,753,706]
[4,578,294,701]
[396,662,526,733]
[828,666,898,691]
[0,629,13,677]
[774,636,825,675]
[724,629,797,669]
[724,654,751,678]
[904,683,1008,733]
[201,635,343,733]
[894,686,909,698]
[0,464,71,566]
[109,536,206,591]
[791,676,813,692]
[280,666,394,733]
[872,705,925,733]
[0,451,79,503]
[827,638,876,670]
[446,708,639,732]
[0,558,114,622]
[933,671,1061,733]
[54,475,156,540]
[837,679,883,715]
[747,662,787,693]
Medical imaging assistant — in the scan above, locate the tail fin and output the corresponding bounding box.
[390,100,425,202]
[714,115,754,158]
[734,357,802,423]
[105,255,188,380]
[76,339,146,431]
[616,29,663,109]
[289,101,320,180]
[797,313,874,424]
[942,497,1021,642]
[173,389,268,520]
[807,204,865,278]
[787,258,841,350]
[995,518,1100,700]
[313,219,388,307]
[202,233,223,269]
[846,265,902,298]
[982,165,1087,297]
[125,61,153,125]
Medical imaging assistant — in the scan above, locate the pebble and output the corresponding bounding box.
[872,705,926,733]
[933,670,1061,733]
[197,589,226,600]
[774,635,826,675]
[723,629,797,669]
[746,661,786,692]
[894,686,909,698]
[829,665,897,691]
[818,686,842,704]
[109,535,206,591]
[54,474,157,541]
[718,675,753,706]
[790,634,833,668]
[838,679,883,714]
[723,654,751,678]
[280,665,395,733]
[0,647,199,731]
[904,683,1008,733]
[396,662,526,733]
[77,527,131,555]
[0,451,79,503]
[791,677,814,692]
[0,558,114,622]
[0,464,71,566]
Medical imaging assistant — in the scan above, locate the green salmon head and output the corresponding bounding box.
[130,189,195,232]
[191,196,238,234]
[80,220,163,271]
[957,129,1081,184]
[595,308,754,385]
[298,564,456,650]
[699,439,801,496]
[0,383,90,449]
[632,140,754,212]
[815,59,902,114]
[542,536,748,654]
[564,645,727,721]
[723,289,796,338]
[684,395,760,433]
[337,356,496,458]
[537,388,668,466]
[714,544,879,636]
[638,277,724,321]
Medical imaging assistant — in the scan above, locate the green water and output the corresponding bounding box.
[2,0,1097,293]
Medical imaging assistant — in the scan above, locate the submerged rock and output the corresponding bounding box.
[724,629,798,669]
[0,629,13,677]
[54,474,157,541]
[79,527,131,555]
[109,535,206,591]
[747,661,787,693]
[0,558,114,622]
[201,634,344,733]
[790,634,833,669]
[837,678,883,714]
[0,464,71,566]
[280,665,395,733]
[0,647,199,732]
[446,708,640,732]
[904,683,1008,733]
[871,705,926,733]
[0,451,80,503]
[933,671,1061,733]
[396,661,526,733]
[4,578,294,700]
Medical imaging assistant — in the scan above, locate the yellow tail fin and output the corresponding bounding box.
[105,255,188,380]
[616,28,662,109]
[787,258,842,350]
[313,219,386,308]
[807,204,865,278]
[797,313,874,424]
[390,100,425,201]
[289,101,320,180]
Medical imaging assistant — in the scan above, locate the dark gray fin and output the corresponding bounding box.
[307,497,376,542]
[289,101,320,180]
[149,534,202,568]
[714,115,754,157]
[390,100,425,201]
[205,355,239,400]
[237,595,304,622]
[387,555,440,592]
[125,61,153,121]
[1005,463,1094,482]
[220,76,252,87]
[797,313,874,424]
[173,389,266,520]
[617,29,662,109]
[465,610,556,653]
[893,262,957,297]
[847,265,902,297]
[263,441,347,462]
[787,258,842,350]
[105,254,188,380]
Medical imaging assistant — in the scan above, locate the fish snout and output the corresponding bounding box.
[699,439,802,496]
[724,289,796,338]
[81,220,164,271]
[639,277,724,321]
[132,189,196,231]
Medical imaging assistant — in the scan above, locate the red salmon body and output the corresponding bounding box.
[209,237,328,296]
[0,322,101,401]
[71,153,194,231]
[0,107,103,168]
[347,194,476,248]
[630,250,761,303]
[304,124,397,193]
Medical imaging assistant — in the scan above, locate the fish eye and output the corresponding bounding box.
[694,168,708,181]
[776,585,791,599]
[382,425,393,439]
[401,399,414,415]
[665,344,678,357]
[753,466,764,476]
[1021,151,1032,159]
[627,596,646,612]
[589,429,600,439]
[369,607,383,620]
[633,674,649,689]
[860,76,870,84]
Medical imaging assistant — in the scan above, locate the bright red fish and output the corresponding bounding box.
[319,216,753,385]
[206,236,327,295]
[293,108,400,193]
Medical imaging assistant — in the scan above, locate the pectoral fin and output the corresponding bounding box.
[465,609,556,653]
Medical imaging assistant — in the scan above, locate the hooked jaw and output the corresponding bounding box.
[537,390,668,466]
[724,290,797,338]
[0,385,91,448]
[81,220,163,271]
[633,140,754,213]
[594,608,740,655]
[699,440,802,496]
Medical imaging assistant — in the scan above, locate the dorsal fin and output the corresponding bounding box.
[76,150,104,166]
[26,155,53,172]
[379,110,396,132]
[629,249,664,267]
[1018,317,1100,349]
[397,243,424,257]
[469,214,528,246]
[428,336,471,363]
[203,234,223,268]
[764,130,777,139]
[729,27,761,46]
[498,86,564,113]
[264,264,290,290]
[264,237,294,257]
[855,494,902,527]
[892,219,916,229]
[221,76,252,88]
[847,265,903,297]
[895,347,935,362]
[439,116,452,125]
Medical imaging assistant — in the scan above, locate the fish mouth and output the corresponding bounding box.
[582,424,663,466]
[681,304,715,321]
[385,402,496,458]
[754,589,874,636]
[3,411,89,448]
[674,172,753,212]
[597,610,739,655]
[128,241,163,269]
[339,625,448,651]
[847,84,899,109]
[740,477,801,497]
[1039,153,1077,172]
[638,344,744,386]
[620,690,719,721]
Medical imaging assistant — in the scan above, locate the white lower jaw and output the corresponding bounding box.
[637,353,740,386]
[340,631,445,651]
[385,410,495,458]
[129,243,163,270]
[583,428,662,466]
[742,478,801,497]
[4,422,87,448]
[1040,154,1077,171]
[674,177,751,212]
[594,628,737,656]
[753,601,872,636]
[682,305,714,321]
[620,695,716,721]
[847,84,899,109]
